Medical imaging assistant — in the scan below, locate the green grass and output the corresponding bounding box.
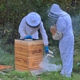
[0,70,80,80]
[0,47,14,66]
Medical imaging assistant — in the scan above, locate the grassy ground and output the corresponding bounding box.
[0,36,80,80]
[0,71,80,80]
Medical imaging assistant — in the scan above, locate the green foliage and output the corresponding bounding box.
[73,36,80,73]
[0,47,14,65]
[0,0,80,45]
[0,39,14,53]
[5,70,31,78]
[0,70,80,80]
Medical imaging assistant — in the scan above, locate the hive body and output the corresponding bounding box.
[14,39,43,71]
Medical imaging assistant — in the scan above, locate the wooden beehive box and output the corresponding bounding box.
[14,39,44,71]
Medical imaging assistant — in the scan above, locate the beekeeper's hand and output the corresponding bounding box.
[24,35,32,39]
[44,46,49,54]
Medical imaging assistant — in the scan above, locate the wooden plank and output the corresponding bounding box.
[29,67,40,70]
[15,39,28,46]
[15,54,42,69]
[15,65,28,71]
[15,47,43,57]
[15,54,27,62]
[27,40,43,45]
[15,61,28,68]
[15,59,41,71]
[15,51,43,57]
[15,46,28,53]
[15,54,43,63]
[15,43,43,56]
[28,50,43,57]
[15,44,28,47]
[28,45,43,50]
[15,39,43,45]
[15,58,28,67]
[15,44,43,50]
[15,52,27,56]
[15,54,28,61]
[15,64,40,71]
[27,56,43,61]
[28,61,40,69]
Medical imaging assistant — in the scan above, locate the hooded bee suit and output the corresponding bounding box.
[18,12,48,46]
[48,4,74,77]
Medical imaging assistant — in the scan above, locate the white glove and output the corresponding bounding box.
[52,31,63,40]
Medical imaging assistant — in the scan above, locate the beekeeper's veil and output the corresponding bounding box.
[26,12,41,28]
[48,4,67,19]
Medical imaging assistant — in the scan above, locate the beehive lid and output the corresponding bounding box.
[15,39,43,45]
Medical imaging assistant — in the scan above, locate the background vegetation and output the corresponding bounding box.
[0,0,80,46]
[0,0,80,80]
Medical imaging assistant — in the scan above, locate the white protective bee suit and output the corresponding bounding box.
[48,4,74,77]
[18,12,48,46]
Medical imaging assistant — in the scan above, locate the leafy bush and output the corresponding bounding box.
[0,0,80,43]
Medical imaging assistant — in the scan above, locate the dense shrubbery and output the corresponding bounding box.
[0,0,80,43]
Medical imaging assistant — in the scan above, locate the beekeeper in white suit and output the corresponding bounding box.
[18,12,49,54]
[48,4,74,77]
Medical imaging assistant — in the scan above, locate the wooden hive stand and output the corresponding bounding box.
[14,39,44,71]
